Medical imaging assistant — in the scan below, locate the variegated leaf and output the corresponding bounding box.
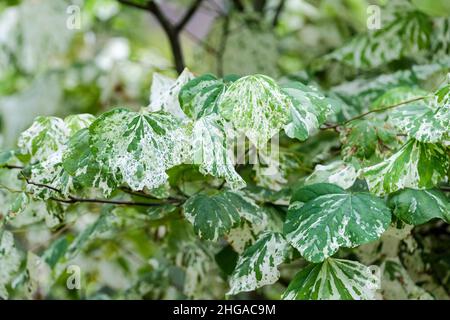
[388,188,449,225]
[18,116,68,163]
[0,230,21,299]
[362,139,449,195]
[340,119,399,162]
[64,113,96,136]
[62,128,116,194]
[325,11,431,70]
[179,74,227,119]
[305,161,358,189]
[284,183,391,263]
[183,191,261,241]
[390,85,449,145]
[191,115,245,190]
[218,74,291,148]
[147,68,194,119]
[282,258,379,300]
[227,232,292,295]
[281,82,333,141]
[89,108,191,193]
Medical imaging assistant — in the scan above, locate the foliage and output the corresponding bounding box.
[0,0,449,301]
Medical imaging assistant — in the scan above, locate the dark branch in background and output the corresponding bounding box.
[253,0,267,12]
[232,0,244,11]
[272,0,286,27]
[118,0,204,74]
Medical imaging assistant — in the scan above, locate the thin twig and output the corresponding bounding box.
[272,0,286,27]
[175,0,204,32]
[321,96,428,130]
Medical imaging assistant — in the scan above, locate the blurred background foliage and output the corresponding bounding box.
[1,0,450,300]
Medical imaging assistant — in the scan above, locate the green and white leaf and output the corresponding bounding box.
[305,161,358,189]
[147,68,194,119]
[281,82,333,141]
[191,115,245,189]
[390,85,449,145]
[227,232,292,295]
[325,11,431,70]
[179,74,226,119]
[381,258,433,300]
[282,258,380,300]
[64,113,96,136]
[183,191,261,241]
[284,183,391,263]
[89,108,191,193]
[218,74,291,148]
[18,116,68,163]
[388,188,449,225]
[0,230,21,299]
[63,128,116,194]
[363,139,449,195]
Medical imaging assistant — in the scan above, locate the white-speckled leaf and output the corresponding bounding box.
[284,183,391,263]
[89,108,191,193]
[390,85,450,145]
[282,258,379,300]
[183,191,261,241]
[64,113,96,136]
[325,11,431,70]
[281,82,333,141]
[227,232,292,295]
[0,231,21,299]
[362,139,449,196]
[305,161,358,189]
[18,116,68,163]
[218,74,291,148]
[388,188,449,225]
[147,68,194,119]
[191,115,245,189]
[62,128,116,195]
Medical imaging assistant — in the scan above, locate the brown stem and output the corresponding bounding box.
[118,0,204,74]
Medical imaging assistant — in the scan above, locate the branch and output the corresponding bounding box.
[22,174,181,207]
[272,0,286,27]
[175,0,204,32]
[321,96,428,130]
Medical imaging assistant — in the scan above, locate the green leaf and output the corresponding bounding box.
[218,74,291,148]
[0,230,21,299]
[179,74,226,119]
[0,150,14,167]
[370,86,427,110]
[183,191,261,241]
[388,188,449,225]
[191,115,245,189]
[227,232,292,295]
[89,108,191,194]
[340,119,399,161]
[363,139,449,195]
[281,82,333,141]
[282,258,379,300]
[284,183,391,263]
[147,68,194,119]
